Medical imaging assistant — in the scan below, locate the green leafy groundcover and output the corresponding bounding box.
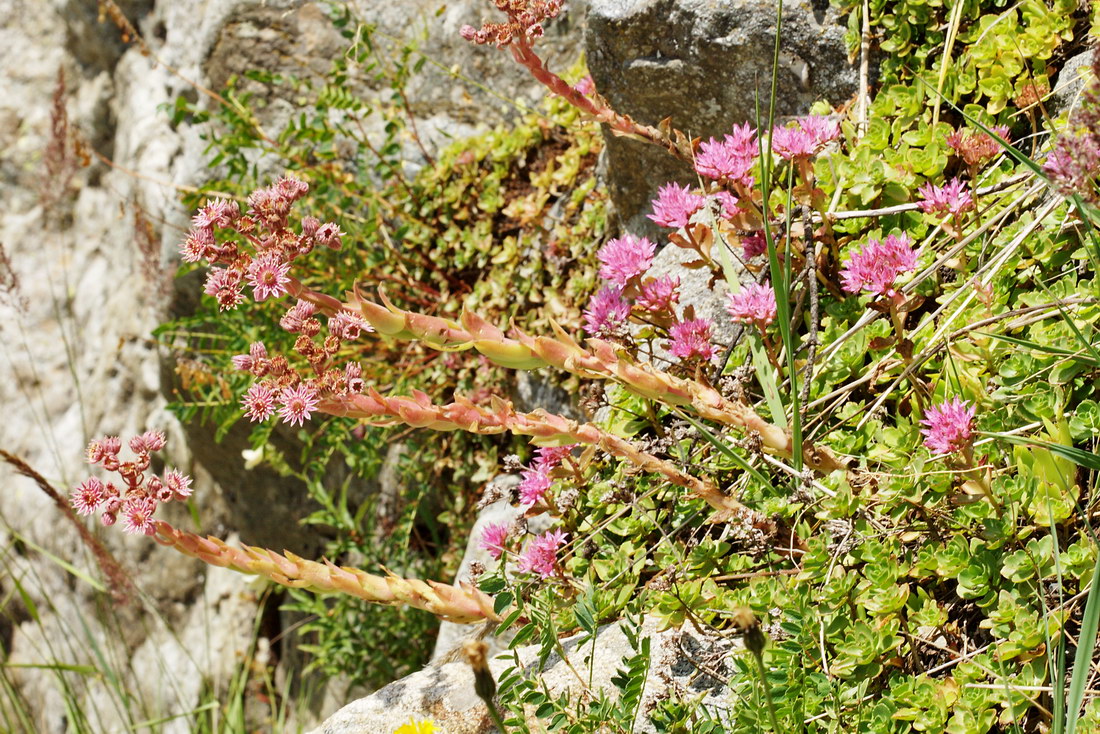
[163,0,1100,731]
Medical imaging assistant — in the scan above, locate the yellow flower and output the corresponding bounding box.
[394,718,437,734]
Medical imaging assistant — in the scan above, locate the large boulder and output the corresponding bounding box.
[586,0,860,234]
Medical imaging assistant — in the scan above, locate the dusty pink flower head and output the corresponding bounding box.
[799,115,841,147]
[280,300,317,333]
[695,139,755,186]
[583,285,631,337]
[727,282,778,328]
[920,398,976,455]
[840,234,918,297]
[741,232,767,260]
[315,222,345,250]
[71,477,105,516]
[242,383,277,422]
[247,253,292,302]
[329,310,372,340]
[518,529,566,578]
[917,178,974,216]
[668,318,716,361]
[648,182,704,229]
[710,191,742,220]
[771,124,816,160]
[479,522,510,560]
[204,268,245,310]
[636,275,680,313]
[121,497,158,536]
[598,235,655,285]
[199,198,240,229]
[164,468,193,499]
[518,464,552,506]
[534,444,575,467]
[180,231,212,263]
[278,383,319,427]
[344,362,365,394]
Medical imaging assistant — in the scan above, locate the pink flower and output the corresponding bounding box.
[86,437,121,466]
[180,231,212,263]
[199,198,239,229]
[741,232,767,260]
[242,383,277,422]
[710,191,742,220]
[71,477,105,516]
[920,398,976,455]
[518,529,566,578]
[647,183,704,228]
[121,497,157,536]
[518,465,552,506]
[280,300,317,333]
[573,75,595,95]
[329,310,372,340]
[479,522,510,560]
[344,362,364,394]
[727,283,778,328]
[164,468,193,499]
[597,235,655,285]
[840,234,918,297]
[799,115,841,147]
[534,444,575,468]
[668,318,716,361]
[278,383,320,426]
[247,253,291,302]
[917,178,974,216]
[275,176,309,202]
[637,276,680,313]
[772,116,840,160]
[583,286,631,337]
[771,124,817,160]
[315,222,344,250]
[694,123,757,186]
[204,268,245,310]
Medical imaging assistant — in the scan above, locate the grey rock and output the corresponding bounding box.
[1052,49,1095,117]
[586,0,859,234]
[314,615,743,733]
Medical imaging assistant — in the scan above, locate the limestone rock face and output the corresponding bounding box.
[586,0,859,233]
[0,0,583,730]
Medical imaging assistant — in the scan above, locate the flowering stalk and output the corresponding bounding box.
[153,522,500,623]
[347,289,843,473]
[460,2,695,165]
[320,387,759,523]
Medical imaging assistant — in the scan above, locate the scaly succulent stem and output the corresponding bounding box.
[153,521,499,623]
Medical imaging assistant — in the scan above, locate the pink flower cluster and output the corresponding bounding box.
[583,285,632,337]
[1043,56,1100,202]
[479,522,511,560]
[636,275,680,313]
[947,125,1010,167]
[648,183,704,229]
[770,115,840,160]
[840,234,918,298]
[726,282,778,330]
[517,529,566,578]
[459,0,563,46]
[232,338,365,426]
[917,178,974,217]
[517,444,576,507]
[179,176,345,311]
[920,398,976,455]
[668,318,716,361]
[694,122,757,188]
[597,235,656,285]
[73,432,193,535]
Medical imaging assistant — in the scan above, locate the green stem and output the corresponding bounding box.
[753,649,782,732]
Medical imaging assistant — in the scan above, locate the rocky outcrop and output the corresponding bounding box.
[586,0,860,234]
[0,0,584,730]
